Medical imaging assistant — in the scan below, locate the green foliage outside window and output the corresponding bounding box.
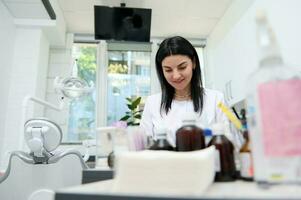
[77,46,97,83]
[108,63,128,74]
[68,45,97,142]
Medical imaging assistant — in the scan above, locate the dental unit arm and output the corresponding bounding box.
[19,95,65,151]
[0,118,88,185]
[24,118,62,163]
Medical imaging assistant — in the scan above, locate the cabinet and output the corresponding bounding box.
[223,78,246,106]
[82,169,113,184]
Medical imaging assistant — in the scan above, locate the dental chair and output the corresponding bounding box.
[0,118,88,200]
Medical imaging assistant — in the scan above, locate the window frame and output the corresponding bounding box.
[96,41,154,127]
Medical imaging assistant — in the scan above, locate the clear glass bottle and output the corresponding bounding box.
[239,109,254,181]
[176,113,205,151]
[208,123,236,182]
[239,128,253,181]
[149,127,174,151]
[246,11,301,183]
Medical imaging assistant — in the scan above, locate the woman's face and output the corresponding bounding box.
[162,55,194,93]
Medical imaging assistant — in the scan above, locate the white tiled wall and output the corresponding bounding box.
[45,33,74,142]
[0,1,16,166]
[0,0,68,170]
[48,63,72,77]
[35,31,50,115]
[0,28,50,170]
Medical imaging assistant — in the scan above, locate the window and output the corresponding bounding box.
[106,49,151,125]
[67,43,97,142]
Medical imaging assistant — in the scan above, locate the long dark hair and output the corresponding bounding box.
[155,36,204,114]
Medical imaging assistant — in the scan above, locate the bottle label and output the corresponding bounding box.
[214,149,221,172]
[258,79,301,156]
[239,152,253,178]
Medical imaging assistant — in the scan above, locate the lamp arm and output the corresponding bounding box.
[22,95,64,111]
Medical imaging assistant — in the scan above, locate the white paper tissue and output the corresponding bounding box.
[112,146,215,197]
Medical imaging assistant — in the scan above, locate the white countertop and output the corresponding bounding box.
[56,179,301,199]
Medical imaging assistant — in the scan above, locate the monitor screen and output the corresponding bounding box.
[94,6,152,42]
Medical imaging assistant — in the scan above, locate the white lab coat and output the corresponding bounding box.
[140,88,242,147]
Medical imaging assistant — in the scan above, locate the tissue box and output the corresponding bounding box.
[112,147,215,197]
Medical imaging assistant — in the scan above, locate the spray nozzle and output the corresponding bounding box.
[255,9,267,23]
[255,9,282,65]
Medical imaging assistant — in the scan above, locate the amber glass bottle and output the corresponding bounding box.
[208,123,236,182]
[176,113,205,151]
[107,151,115,169]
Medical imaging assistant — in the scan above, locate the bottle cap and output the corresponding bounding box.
[204,128,212,137]
[211,123,225,136]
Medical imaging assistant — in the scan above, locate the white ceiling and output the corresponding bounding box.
[3,0,50,19]
[2,0,233,39]
[57,0,233,38]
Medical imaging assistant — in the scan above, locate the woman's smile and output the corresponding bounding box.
[173,79,184,84]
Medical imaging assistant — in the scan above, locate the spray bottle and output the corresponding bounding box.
[246,10,301,183]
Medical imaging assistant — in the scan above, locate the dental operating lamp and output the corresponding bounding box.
[18,57,94,161]
[54,76,93,99]
[54,58,94,99]
[19,73,93,151]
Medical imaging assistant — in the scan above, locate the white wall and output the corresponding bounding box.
[206,0,301,105]
[0,1,16,169]
[0,0,68,170]
[34,30,51,115]
[0,28,50,170]
[204,0,254,90]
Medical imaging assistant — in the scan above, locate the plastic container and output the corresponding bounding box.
[176,113,205,151]
[208,123,236,182]
[204,128,213,146]
[246,11,301,183]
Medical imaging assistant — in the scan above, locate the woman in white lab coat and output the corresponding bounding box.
[140,36,233,145]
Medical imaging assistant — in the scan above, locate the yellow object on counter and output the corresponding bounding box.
[217,102,243,130]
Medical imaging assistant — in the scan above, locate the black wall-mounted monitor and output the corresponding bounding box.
[94,6,152,42]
